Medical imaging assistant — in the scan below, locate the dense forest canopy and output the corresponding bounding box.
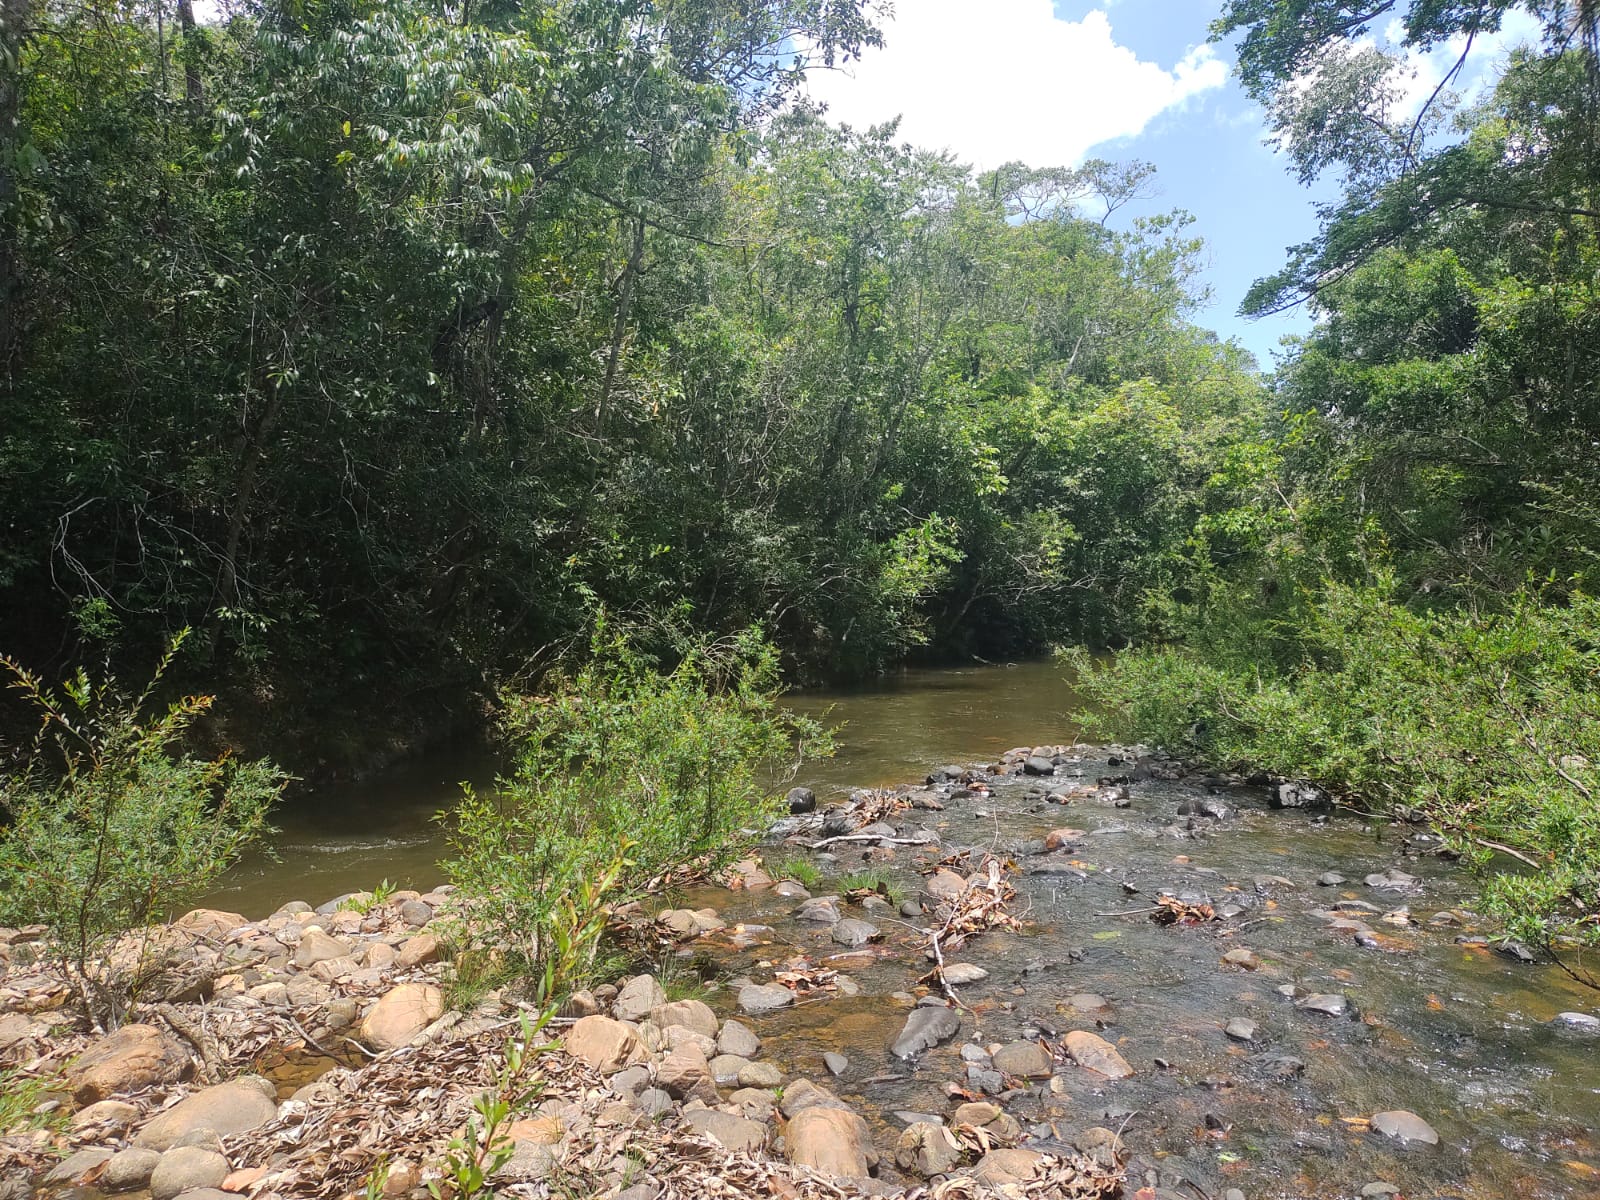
[0,0,1260,760]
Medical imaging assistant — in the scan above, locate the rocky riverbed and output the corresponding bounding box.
[4,743,1600,1200]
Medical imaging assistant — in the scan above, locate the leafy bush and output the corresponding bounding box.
[442,625,831,998]
[0,633,286,1027]
[1073,582,1600,983]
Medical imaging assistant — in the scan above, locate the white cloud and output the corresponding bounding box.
[802,2,1226,169]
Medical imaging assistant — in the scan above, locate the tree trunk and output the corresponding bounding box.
[176,0,202,111]
[597,213,645,432]
[0,0,35,386]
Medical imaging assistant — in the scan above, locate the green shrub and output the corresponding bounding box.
[442,624,831,999]
[1073,582,1600,983]
[0,632,285,1028]
[765,854,822,889]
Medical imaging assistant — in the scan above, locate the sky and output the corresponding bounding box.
[801,0,1544,369]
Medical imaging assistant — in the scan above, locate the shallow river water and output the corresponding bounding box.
[205,661,1600,1200]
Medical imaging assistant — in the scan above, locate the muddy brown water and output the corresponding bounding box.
[203,661,1600,1200]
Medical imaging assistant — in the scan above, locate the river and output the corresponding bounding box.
[204,660,1088,917]
[202,660,1600,1199]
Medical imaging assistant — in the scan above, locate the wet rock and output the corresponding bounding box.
[44,1149,114,1187]
[1364,868,1418,891]
[1068,993,1109,1012]
[149,1146,228,1200]
[1271,782,1326,809]
[614,975,667,1022]
[1023,756,1055,776]
[738,984,794,1014]
[1498,940,1537,963]
[1316,872,1346,887]
[650,1000,718,1039]
[1250,1053,1305,1080]
[359,982,444,1051]
[831,918,879,947]
[134,1077,277,1150]
[895,1121,962,1177]
[787,787,818,814]
[564,1015,650,1074]
[823,1051,849,1076]
[772,881,811,899]
[941,962,988,985]
[1550,1011,1600,1032]
[68,1023,190,1104]
[1371,1110,1439,1146]
[1295,993,1349,1018]
[891,1005,960,1060]
[1224,1017,1258,1042]
[924,870,967,902]
[1221,947,1260,970]
[785,1106,876,1178]
[779,1079,850,1117]
[682,1108,767,1153]
[970,1148,1044,1186]
[100,1147,162,1192]
[1360,1184,1402,1197]
[292,928,350,968]
[991,1040,1053,1079]
[795,896,842,923]
[1062,1030,1134,1078]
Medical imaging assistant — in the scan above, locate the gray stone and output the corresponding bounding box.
[100,1148,162,1193]
[787,787,817,814]
[738,984,794,1014]
[681,1108,767,1153]
[823,1051,849,1076]
[991,1040,1052,1079]
[613,975,667,1023]
[398,899,433,928]
[1370,1110,1438,1146]
[635,1088,674,1119]
[134,1077,278,1150]
[1295,993,1349,1018]
[44,1149,114,1186]
[831,918,879,947]
[737,1061,782,1088]
[1224,1017,1258,1042]
[1551,1011,1600,1031]
[1316,872,1346,887]
[716,1019,761,1058]
[709,1053,750,1085]
[891,1005,960,1060]
[941,962,988,985]
[149,1146,228,1200]
[895,1121,963,1177]
[1360,1186,1402,1198]
[796,896,842,923]
[1023,756,1055,776]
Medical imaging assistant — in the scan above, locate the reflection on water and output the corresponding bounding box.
[205,660,1085,916]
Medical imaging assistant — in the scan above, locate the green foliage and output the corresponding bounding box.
[442,625,830,995]
[0,1065,66,1137]
[0,632,285,1027]
[839,867,904,907]
[764,854,822,889]
[425,1009,556,1200]
[340,879,397,915]
[1076,582,1600,980]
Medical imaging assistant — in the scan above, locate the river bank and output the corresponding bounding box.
[5,738,1600,1200]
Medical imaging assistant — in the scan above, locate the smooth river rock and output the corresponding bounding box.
[1062,1030,1134,1078]
[68,1024,189,1104]
[891,1006,960,1059]
[149,1146,228,1200]
[359,982,444,1050]
[738,983,794,1014]
[1371,1110,1439,1146]
[564,1015,650,1074]
[134,1077,278,1150]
